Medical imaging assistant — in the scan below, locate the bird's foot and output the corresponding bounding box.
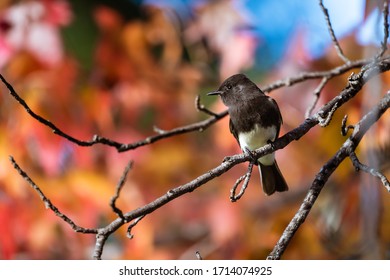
[244,147,258,165]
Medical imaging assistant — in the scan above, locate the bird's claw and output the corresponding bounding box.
[244,147,258,165]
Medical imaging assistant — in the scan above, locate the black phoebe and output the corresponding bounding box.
[208,74,288,195]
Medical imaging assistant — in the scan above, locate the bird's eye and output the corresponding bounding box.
[226,84,232,90]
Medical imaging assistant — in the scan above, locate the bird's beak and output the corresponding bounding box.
[207,90,223,96]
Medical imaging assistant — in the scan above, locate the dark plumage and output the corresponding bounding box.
[208,74,288,195]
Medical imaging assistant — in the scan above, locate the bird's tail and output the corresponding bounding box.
[258,161,288,196]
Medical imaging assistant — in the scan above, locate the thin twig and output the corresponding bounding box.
[349,151,390,192]
[318,101,339,127]
[377,0,389,58]
[0,74,108,147]
[305,76,330,118]
[195,95,219,117]
[341,115,355,136]
[230,162,254,202]
[195,251,203,260]
[8,156,98,234]
[153,125,167,135]
[262,58,370,93]
[318,0,350,63]
[127,215,145,239]
[110,160,134,220]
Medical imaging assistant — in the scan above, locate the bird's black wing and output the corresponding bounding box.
[267,96,283,138]
[229,118,240,145]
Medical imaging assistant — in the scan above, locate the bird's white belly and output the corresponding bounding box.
[238,124,276,165]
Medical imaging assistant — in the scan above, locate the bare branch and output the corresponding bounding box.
[230,162,254,202]
[318,101,339,127]
[318,0,350,63]
[126,215,145,239]
[8,156,98,234]
[341,115,355,136]
[93,232,108,260]
[196,95,219,117]
[262,58,369,93]
[349,151,390,192]
[0,73,228,153]
[110,160,134,221]
[153,125,167,135]
[0,74,108,147]
[116,111,228,152]
[305,76,330,118]
[377,0,389,58]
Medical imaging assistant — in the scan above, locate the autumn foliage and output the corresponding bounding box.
[0,0,389,259]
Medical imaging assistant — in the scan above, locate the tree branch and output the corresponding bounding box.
[8,156,98,234]
[319,0,350,63]
[341,115,355,136]
[377,0,389,58]
[195,94,220,117]
[126,215,145,239]
[349,148,390,192]
[110,160,133,221]
[230,162,254,202]
[305,76,330,118]
[0,72,228,153]
[262,58,369,93]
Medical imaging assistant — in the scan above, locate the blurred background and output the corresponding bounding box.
[0,0,389,259]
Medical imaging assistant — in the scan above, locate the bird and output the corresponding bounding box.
[207,73,288,195]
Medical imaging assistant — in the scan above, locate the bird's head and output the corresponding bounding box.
[207,74,261,106]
